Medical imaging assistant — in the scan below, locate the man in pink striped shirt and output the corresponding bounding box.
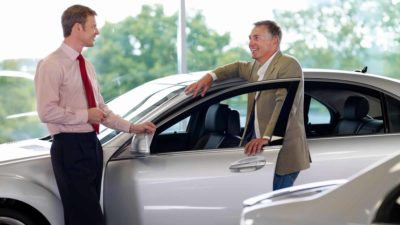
[35,4,156,225]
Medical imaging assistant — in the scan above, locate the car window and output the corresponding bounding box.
[221,94,247,127]
[161,116,190,134]
[151,92,253,153]
[98,85,184,143]
[305,81,384,137]
[386,95,400,132]
[149,79,300,154]
[308,98,330,124]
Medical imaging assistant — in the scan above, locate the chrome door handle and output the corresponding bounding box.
[229,156,266,173]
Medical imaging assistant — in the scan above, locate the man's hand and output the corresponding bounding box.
[184,73,213,97]
[244,138,270,156]
[130,122,157,134]
[88,108,106,124]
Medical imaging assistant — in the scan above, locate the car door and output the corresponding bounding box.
[298,79,400,185]
[103,79,300,225]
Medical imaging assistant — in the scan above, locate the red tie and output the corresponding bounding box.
[77,54,99,134]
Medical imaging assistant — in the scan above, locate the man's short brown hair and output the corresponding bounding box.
[61,4,97,37]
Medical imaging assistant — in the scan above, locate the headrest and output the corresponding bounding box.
[343,96,369,119]
[226,110,241,136]
[205,104,229,133]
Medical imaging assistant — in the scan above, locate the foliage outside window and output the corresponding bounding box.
[0,0,400,143]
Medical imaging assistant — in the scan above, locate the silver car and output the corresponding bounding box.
[240,151,400,225]
[1,69,400,225]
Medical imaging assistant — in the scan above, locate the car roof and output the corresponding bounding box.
[153,68,400,97]
[148,71,204,86]
[304,68,400,97]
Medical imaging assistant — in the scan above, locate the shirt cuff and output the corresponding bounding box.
[209,72,218,81]
[122,120,131,133]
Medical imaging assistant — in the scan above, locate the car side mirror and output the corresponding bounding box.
[130,134,151,154]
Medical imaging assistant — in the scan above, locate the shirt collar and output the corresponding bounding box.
[60,42,80,61]
[257,51,278,80]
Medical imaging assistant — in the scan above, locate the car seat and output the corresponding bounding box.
[193,104,241,149]
[335,96,383,135]
[220,109,241,147]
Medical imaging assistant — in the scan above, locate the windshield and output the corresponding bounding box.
[0,70,198,144]
[98,81,186,143]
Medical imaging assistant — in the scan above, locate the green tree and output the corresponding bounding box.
[273,0,400,78]
[185,13,251,71]
[0,60,19,70]
[0,59,38,73]
[0,76,47,143]
[217,47,251,66]
[86,4,249,101]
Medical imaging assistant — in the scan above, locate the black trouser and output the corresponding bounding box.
[51,132,105,225]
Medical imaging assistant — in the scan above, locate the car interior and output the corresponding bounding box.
[192,103,241,150]
[304,81,384,137]
[150,102,244,153]
[333,95,383,135]
[150,80,388,154]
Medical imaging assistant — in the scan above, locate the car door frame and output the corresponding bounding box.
[103,78,300,225]
[151,78,299,152]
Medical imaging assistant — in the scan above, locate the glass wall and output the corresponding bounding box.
[0,0,399,143]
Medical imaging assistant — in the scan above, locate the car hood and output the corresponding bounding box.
[0,139,51,163]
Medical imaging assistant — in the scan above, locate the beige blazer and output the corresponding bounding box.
[213,51,311,175]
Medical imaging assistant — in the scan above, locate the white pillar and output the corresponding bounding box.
[177,0,187,74]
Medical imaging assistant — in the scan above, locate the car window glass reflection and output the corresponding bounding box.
[308,98,330,125]
[161,116,190,134]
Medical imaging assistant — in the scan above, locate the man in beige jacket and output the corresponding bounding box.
[185,20,310,190]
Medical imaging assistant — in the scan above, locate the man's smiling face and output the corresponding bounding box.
[248,25,278,64]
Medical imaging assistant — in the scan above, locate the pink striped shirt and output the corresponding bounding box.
[35,43,130,136]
